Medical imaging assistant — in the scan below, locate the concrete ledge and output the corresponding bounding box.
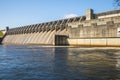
[68,38,120,47]
[107,38,120,46]
[91,39,106,46]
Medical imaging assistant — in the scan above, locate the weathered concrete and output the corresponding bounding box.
[68,16,120,38]
[2,29,69,45]
[68,38,120,47]
[68,15,120,46]
[86,9,94,20]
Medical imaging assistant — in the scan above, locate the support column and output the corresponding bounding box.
[86,9,94,20]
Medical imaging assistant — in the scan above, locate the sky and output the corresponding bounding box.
[0,0,116,30]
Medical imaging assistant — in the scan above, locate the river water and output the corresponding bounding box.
[0,45,120,80]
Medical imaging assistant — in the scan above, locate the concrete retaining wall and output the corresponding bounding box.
[68,38,120,47]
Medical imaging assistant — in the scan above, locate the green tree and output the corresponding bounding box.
[0,31,3,37]
[114,0,120,8]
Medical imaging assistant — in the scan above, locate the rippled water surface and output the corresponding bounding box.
[0,45,120,80]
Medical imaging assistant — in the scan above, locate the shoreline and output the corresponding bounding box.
[1,44,120,49]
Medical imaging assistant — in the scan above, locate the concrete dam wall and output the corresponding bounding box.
[2,9,120,46]
[2,16,85,45]
[3,29,68,45]
[67,10,120,46]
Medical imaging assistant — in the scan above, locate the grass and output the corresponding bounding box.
[0,31,3,37]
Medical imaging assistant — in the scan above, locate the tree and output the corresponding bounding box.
[114,0,120,8]
[0,31,3,37]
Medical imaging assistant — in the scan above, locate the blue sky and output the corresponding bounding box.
[0,0,115,30]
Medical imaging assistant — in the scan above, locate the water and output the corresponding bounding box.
[0,45,120,80]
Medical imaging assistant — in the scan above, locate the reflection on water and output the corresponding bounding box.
[0,45,120,80]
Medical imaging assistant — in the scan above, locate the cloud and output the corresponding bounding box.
[63,13,78,19]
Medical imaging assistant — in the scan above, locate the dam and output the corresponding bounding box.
[2,9,120,46]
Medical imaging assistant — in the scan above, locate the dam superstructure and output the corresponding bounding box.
[2,12,86,45]
[2,9,120,46]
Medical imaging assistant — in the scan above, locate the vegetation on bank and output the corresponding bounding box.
[0,31,3,37]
